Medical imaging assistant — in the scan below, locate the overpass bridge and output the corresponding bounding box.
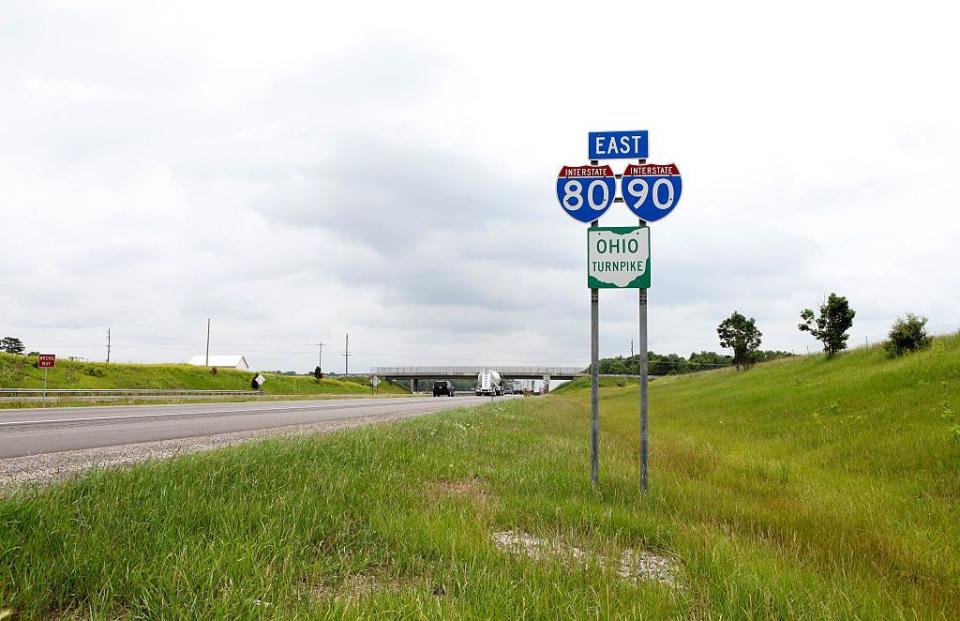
[370,366,585,392]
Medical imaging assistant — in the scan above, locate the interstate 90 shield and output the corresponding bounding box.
[556,165,616,223]
[621,163,682,222]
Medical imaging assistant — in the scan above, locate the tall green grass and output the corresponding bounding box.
[0,337,957,619]
[0,353,406,395]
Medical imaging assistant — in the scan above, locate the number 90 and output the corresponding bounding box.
[625,178,675,211]
[621,174,682,221]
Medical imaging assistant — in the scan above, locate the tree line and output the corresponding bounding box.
[717,292,931,370]
[598,291,934,376]
[598,349,794,376]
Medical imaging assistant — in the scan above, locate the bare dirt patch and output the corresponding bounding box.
[426,478,496,507]
[491,529,680,588]
[311,571,441,602]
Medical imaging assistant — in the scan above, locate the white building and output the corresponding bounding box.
[188,355,250,370]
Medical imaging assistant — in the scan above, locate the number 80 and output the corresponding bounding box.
[562,179,613,211]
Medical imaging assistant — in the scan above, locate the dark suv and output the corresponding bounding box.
[433,381,455,397]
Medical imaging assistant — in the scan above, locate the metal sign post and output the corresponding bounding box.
[638,221,649,492]
[636,156,650,493]
[590,218,600,486]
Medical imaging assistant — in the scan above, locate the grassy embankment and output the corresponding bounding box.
[1,336,959,618]
[0,353,406,406]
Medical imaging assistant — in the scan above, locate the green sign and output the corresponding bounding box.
[587,226,650,289]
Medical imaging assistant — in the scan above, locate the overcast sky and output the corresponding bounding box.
[2,0,959,373]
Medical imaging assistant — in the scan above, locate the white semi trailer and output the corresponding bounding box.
[475,369,502,396]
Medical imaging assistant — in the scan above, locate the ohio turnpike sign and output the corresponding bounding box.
[587,226,650,289]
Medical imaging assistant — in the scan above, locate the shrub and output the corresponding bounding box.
[83,366,107,377]
[885,313,930,357]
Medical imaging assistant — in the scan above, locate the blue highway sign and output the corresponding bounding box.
[621,163,682,222]
[588,130,649,160]
[556,165,616,223]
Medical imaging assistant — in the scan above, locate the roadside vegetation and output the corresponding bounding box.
[0,353,406,397]
[1,334,958,618]
[598,349,793,376]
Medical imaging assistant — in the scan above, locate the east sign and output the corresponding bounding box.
[588,130,649,160]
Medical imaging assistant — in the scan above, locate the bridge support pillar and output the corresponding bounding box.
[410,378,418,393]
[544,376,551,393]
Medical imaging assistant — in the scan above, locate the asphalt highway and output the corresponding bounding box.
[0,396,494,459]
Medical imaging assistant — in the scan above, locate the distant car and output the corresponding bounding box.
[502,387,514,395]
[433,380,455,397]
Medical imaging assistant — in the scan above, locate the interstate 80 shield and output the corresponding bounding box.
[556,165,616,223]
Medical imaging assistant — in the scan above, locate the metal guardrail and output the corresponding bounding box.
[0,389,262,397]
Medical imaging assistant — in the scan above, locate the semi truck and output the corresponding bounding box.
[475,369,502,396]
[506,379,525,395]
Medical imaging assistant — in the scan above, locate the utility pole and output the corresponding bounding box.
[631,339,634,357]
[343,333,351,375]
[317,342,325,370]
[205,318,211,366]
[106,328,111,363]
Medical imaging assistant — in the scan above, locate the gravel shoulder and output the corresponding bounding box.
[0,408,434,489]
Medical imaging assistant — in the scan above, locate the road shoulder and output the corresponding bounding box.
[0,408,434,490]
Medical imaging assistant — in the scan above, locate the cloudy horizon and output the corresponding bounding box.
[2,0,959,373]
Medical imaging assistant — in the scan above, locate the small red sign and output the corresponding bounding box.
[38,354,56,369]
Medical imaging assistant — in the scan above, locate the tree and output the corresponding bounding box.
[717,311,763,370]
[798,293,856,357]
[885,313,930,357]
[0,337,25,354]
[313,366,324,382]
